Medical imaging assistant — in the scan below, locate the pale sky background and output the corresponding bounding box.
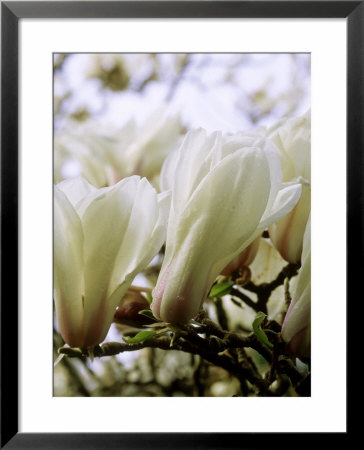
[54,52,310,133]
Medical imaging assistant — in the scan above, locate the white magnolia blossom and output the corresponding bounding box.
[54,108,182,188]
[54,122,122,187]
[119,108,181,186]
[281,215,311,357]
[151,128,302,324]
[268,111,311,263]
[54,176,170,348]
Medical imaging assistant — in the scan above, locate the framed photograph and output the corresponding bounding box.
[1,1,361,448]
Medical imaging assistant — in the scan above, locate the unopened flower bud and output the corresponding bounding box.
[281,216,311,357]
[268,111,311,263]
[114,290,154,327]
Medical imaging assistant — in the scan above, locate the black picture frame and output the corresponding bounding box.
[1,1,361,448]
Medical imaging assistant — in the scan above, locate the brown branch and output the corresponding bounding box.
[244,262,300,296]
[230,287,258,311]
[239,262,301,313]
[57,308,309,396]
[59,328,272,394]
[213,297,229,330]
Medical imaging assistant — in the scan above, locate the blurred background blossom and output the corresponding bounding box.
[54,53,310,397]
[54,53,310,131]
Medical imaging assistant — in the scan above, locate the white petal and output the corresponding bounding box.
[281,215,311,344]
[80,177,140,344]
[161,129,222,213]
[259,139,284,218]
[56,176,97,208]
[54,187,84,347]
[109,178,166,288]
[281,281,311,343]
[78,177,169,345]
[259,182,302,229]
[268,184,310,263]
[104,185,170,340]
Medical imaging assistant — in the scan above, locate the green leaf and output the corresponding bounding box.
[145,292,153,304]
[123,330,156,344]
[208,281,234,298]
[138,309,157,320]
[252,312,274,349]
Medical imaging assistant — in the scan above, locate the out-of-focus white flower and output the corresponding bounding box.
[268,111,311,263]
[120,108,181,186]
[54,108,182,189]
[54,176,169,349]
[151,128,302,324]
[281,215,311,357]
[54,122,119,187]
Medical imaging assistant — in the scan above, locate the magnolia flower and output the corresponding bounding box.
[151,128,302,324]
[54,121,127,187]
[54,176,169,349]
[281,215,311,357]
[54,108,181,189]
[268,111,311,263]
[120,108,181,185]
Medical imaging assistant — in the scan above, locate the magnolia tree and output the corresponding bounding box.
[54,54,311,397]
